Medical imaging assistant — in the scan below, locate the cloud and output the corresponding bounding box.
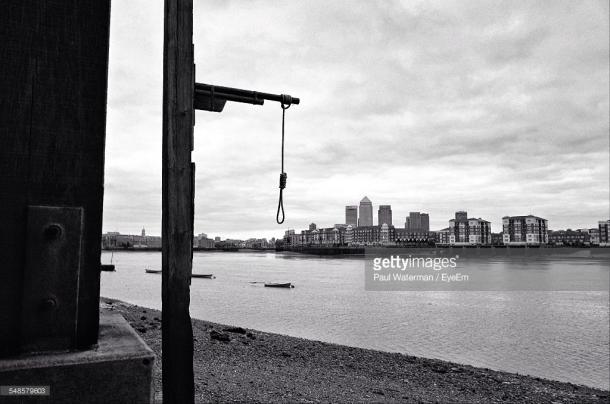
[103,0,609,238]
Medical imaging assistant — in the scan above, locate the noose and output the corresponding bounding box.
[276,95,291,224]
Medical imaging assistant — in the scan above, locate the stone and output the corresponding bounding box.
[0,311,154,403]
[223,327,246,335]
[210,330,231,342]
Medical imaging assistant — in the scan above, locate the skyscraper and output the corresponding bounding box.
[406,212,419,231]
[405,212,429,232]
[378,205,392,226]
[345,206,358,227]
[358,196,373,227]
[421,213,429,232]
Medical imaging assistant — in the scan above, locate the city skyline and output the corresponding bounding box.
[105,202,607,241]
[103,1,609,240]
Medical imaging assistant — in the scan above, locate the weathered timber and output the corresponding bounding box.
[162,0,195,402]
[0,0,111,356]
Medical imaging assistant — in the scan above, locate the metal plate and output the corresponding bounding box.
[20,206,83,352]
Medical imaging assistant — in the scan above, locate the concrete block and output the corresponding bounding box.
[0,310,154,403]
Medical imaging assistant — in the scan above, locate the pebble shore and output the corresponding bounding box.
[102,298,609,403]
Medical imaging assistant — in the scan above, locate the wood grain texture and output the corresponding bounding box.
[0,0,111,356]
[162,0,195,402]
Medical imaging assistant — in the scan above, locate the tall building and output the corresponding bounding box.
[448,214,491,245]
[405,212,429,232]
[421,213,429,232]
[345,206,358,227]
[358,196,373,227]
[599,220,610,246]
[502,215,548,245]
[378,205,392,226]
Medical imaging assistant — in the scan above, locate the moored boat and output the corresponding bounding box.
[264,282,294,288]
[146,269,214,279]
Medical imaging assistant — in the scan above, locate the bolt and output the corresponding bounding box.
[41,297,57,310]
[44,224,63,240]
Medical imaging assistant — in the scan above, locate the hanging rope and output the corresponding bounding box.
[276,95,291,224]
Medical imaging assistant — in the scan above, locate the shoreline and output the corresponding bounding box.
[102,297,608,403]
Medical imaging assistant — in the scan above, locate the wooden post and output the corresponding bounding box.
[0,0,111,356]
[162,0,195,402]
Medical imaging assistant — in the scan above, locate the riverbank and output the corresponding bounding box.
[102,298,608,403]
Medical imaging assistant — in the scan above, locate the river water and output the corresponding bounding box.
[101,249,609,389]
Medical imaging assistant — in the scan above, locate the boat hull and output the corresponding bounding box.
[264,283,294,288]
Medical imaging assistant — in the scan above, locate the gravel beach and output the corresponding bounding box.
[102,298,609,403]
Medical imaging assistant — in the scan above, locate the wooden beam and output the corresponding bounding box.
[162,0,195,402]
[0,0,111,356]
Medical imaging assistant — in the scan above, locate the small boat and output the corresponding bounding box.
[146,269,214,279]
[264,282,294,289]
[191,274,215,279]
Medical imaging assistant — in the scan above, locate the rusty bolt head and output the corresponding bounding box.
[44,224,63,240]
[41,297,57,310]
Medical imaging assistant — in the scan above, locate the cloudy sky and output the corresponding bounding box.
[104,0,609,239]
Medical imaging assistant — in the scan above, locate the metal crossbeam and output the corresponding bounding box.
[194,82,300,112]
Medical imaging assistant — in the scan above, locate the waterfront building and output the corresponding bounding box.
[436,228,450,245]
[323,227,342,245]
[599,220,610,246]
[283,229,295,246]
[589,228,600,245]
[448,213,491,245]
[352,225,393,245]
[195,234,215,249]
[223,239,244,247]
[244,238,271,249]
[378,205,392,227]
[502,215,548,246]
[358,196,373,227]
[101,232,161,249]
[394,228,434,244]
[491,232,504,246]
[405,212,429,232]
[344,225,354,245]
[547,229,590,246]
[345,206,358,227]
[380,223,390,244]
[312,227,343,245]
[289,232,302,246]
[287,226,347,247]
